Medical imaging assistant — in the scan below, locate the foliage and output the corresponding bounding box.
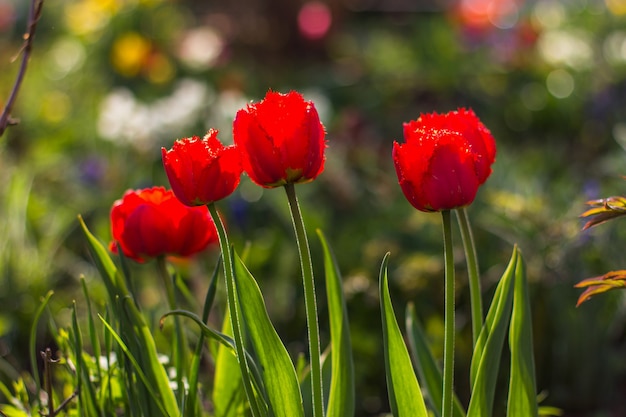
[2,0,626,416]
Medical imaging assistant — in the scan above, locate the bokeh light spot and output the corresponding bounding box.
[111,32,151,77]
[546,69,575,99]
[65,0,112,36]
[538,29,592,69]
[40,91,71,124]
[45,37,86,80]
[603,31,626,65]
[298,1,332,40]
[532,0,565,29]
[613,122,626,151]
[520,82,547,111]
[606,0,626,15]
[178,27,224,69]
[458,0,520,29]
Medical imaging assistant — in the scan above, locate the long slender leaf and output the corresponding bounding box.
[80,276,102,383]
[99,313,170,417]
[162,309,267,405]
[317,229,355,417]
[213,310,245,417]
[507,252,538,417]
[300,347,333,417]
[79,216,179,416]
[72,301,99,417]
[187,257,221,417]
[78,216,129,299]
[379,253,428,417]
[467,247,518,417]
[29,290,53,410]
[233,251,305,417]
[405,303,466,417]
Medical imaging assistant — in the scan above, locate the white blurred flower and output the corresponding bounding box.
[538,29,593,70]
[178,27,225,70]
[98,79,213,151]
[205,89,248,143]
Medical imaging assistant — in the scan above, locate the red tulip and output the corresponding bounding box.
[393,109,496,212]
[110,187,217,262]
[233,90,326,188]
[162,129,242,206]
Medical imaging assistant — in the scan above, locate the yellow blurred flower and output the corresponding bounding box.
[606,0,626,15]
[111,32,152,77]
[65,0,121,36]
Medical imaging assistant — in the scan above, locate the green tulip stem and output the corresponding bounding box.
[156,256,187,403]
[208,203,263,417]
[455,207,483,347]
[441,210,455,417]
[284,183,324,417]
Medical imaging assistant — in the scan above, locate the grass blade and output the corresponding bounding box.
[467,246,518,417]
[213,310,245,417]
[405,303,466,417]
[316,230,355,417]
[507,251,538,417]
[162,309,267,407]
[300,347,333,417]
[80,276,102,383]
[186,257,221,417]
[29,290,53,410]
[233,250,304,417]
[71,301,99,416]
[379,253,428,417]
[99,312,170,417]
[79,216,179,416]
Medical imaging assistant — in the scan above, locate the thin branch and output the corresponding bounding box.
[0,0,45,137]
[50,389,79,417]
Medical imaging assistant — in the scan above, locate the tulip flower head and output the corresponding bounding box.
[393,109,496,212]
[110,187,218,262]
[162,129,243,206]
[233,90,326,188]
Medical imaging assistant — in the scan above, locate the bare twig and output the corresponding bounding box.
[41,348,58,416]
[0,0,45,137]
[51,389,79,417]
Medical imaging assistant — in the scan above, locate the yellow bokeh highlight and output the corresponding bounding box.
[606,0,626,15]
[40,91,71,124]
[64,0,124,36]
[65,2,109,36]
[111,32,151,77]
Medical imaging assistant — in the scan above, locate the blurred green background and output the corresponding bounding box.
[2,0,626,415]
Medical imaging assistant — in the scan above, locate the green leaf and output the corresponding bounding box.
[316,230,355,417]
[78,216,129,300]
[539,406,563,416]
[160,308,265,396]
[71,301,99,417]
[467,246,518,417]
[405,303,466,417]
[507,252,539,417]
[300,348,332,417]
[80,277,102,381]
[214,310,246,417]
[233,251,304,417]
[78,217,179,417]
[187,258,221,417]
[379,253,428,417]
[99,312,171,417]
[29,290,53,410]
[0,404,30,417]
